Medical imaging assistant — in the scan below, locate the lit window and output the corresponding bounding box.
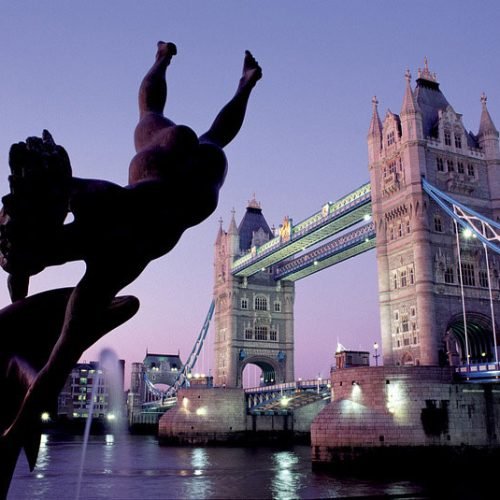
[254,296,268,311]
[436,158,444,172]
[241,298,248,310]
[454,134,462,148]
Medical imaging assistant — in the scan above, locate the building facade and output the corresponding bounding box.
[213,199,295,387]
[58,360,125,420]
[368,60,500,367]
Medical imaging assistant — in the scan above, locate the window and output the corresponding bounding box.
[436,158,444,172]
[444,131,451,146]
[245,328,253,340]
[467,164,475,177]
[387,130,395,146]
[479,270,489,288]
[270,329,277,341]
[394,310,399,321]
[241,298,248,310]
[406,219,411,233]
[409,267,415,285]
[254,326,268,340]
[434,216,443,232]
[393,273,398,289]
[410,306,416,317]
[274,302,281,312]
[454,134,462,149]
[400,270,407,287]
[388,160,397,174]
[457,162,464,174]
[403,338,410,346]
[255,296,268,311]
[447,160,454,172]
[445,267,454,284]
[389,226,394,240]
[460,263,475,286]
[398,223,403,238]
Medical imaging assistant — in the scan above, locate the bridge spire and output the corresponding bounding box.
[367,96,382,138]
[478,92,499,137]
[401,69,419,116]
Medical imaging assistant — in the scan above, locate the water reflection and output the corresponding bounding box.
[271,450,302,499]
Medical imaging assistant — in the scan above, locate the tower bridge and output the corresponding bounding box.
[150,61,500,420]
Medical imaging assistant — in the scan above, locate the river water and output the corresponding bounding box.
[8,433,472,499]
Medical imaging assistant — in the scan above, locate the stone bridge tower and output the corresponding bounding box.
[368,61,500,367]
[213,198,295,387]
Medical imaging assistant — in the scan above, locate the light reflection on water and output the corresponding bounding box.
[10,433,429,499]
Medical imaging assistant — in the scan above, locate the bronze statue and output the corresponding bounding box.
[0,41,262,496]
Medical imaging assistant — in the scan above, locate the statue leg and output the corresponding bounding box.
[199,50,262,148]
[134,42,178,152]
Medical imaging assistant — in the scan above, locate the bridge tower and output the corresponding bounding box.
[213,198,295,387]
[368,61,500,367]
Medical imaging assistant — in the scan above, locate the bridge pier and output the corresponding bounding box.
[311,365,500,471]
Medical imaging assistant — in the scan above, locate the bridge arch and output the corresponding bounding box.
[445,313,498,364]
[238,356,283,388]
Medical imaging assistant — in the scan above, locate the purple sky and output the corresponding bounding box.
[1,1,499,387]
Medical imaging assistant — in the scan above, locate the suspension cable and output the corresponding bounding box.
[454,218,470,370]
[483,237,499,369]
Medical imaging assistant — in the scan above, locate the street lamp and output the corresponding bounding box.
[373,342,380,367]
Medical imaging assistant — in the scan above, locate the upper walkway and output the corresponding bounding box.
[231,183,372,279]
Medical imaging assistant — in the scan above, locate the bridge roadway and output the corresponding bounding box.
[231,182,372,279]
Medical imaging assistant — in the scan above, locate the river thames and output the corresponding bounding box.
[9,432,481,499]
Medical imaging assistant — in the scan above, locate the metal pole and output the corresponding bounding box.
[483,240,499,369]
[454,219,470,370]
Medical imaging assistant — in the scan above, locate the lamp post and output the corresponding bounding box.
[373,342,380,367]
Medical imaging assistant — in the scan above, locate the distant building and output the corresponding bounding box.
[128,352,183,409]
[58,360,125,421]
[334,350,370,370]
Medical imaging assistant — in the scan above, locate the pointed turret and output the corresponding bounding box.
[227,208,240,256]
[215,217,224,245]
[478,93,499,137]
[238,196,273,252]
[400,69,423,142]
[367,96,383,162]
[401,69,419,115]
[478,93,500,161]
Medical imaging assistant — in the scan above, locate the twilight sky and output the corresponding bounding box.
[0,1,499,387]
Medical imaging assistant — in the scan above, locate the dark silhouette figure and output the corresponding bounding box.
[0,41,262,497]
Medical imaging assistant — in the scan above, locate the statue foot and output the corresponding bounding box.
[156,41,177,64]
[240,50,262,90]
